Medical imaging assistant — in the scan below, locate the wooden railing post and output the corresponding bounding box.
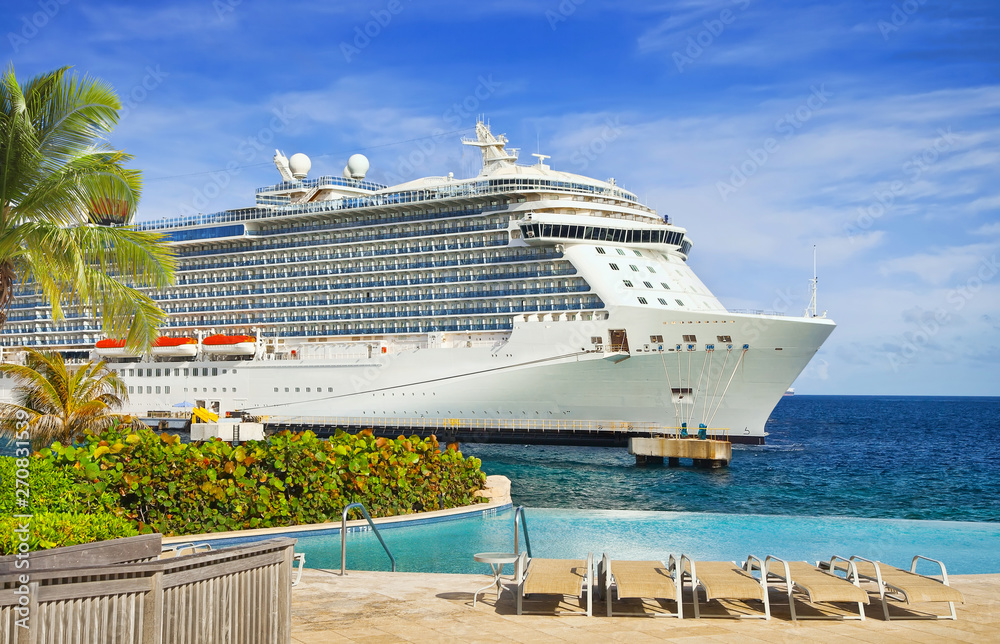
[144,568,164,644]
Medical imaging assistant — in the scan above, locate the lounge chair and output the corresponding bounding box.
[515,551,594,616]
[600,554,681,617]
[850,555,963,620]
[675,554,770,619]
[765,555,868,621]
[160,542,213,558]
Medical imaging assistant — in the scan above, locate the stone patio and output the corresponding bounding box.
[291,569,999,643]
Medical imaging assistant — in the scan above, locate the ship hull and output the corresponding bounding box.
[20,309,833,444]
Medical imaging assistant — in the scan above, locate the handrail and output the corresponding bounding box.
[341,502,396,575]
[513,506,532,558]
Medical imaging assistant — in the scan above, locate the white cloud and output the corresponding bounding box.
[878,243,1000,286]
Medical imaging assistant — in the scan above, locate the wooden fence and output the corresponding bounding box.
[0,537,295,644]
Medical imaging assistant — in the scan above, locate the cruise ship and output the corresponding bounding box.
[0,122,834,444]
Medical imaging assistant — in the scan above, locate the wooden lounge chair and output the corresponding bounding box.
[675,554,770,619]
[515,551,593,616]
[765,555,868,621]
[850,555,964,620]
[600,554,681,617]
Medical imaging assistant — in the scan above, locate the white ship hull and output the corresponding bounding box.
[47,308,832,444]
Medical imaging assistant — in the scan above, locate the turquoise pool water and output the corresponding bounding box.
[295,507,1000,575]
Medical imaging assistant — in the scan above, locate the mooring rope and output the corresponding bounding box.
[659,350,680,431]
[706,346,733,427]
[707,347,748,428]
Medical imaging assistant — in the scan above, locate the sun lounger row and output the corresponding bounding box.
[511,552,963,621]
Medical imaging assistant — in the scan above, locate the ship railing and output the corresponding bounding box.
[657,426,731,441]
[263,416,686,435]
[727,309,790,317]
[132,176,649,233]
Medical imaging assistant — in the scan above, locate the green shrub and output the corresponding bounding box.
[38,427,487,537]
[0,512,138,554]
[0,457,83,515]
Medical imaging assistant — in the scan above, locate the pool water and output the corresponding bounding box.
[298,507,1000,575]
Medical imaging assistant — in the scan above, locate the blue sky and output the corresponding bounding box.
[5,0,999,395]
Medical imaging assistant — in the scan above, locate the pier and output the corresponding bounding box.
[258,415,756,447]
[629,436,732,468]
[144,415,753,452]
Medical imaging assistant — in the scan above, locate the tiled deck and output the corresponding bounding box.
[291,569,999,643]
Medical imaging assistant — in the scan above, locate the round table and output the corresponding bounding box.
[472,552,518,607]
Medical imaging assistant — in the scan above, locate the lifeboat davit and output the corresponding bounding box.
[151,336,198,358]
[95,339,140,358]
[202,334,256,356]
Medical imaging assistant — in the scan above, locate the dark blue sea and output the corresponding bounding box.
[463,396,1000,523]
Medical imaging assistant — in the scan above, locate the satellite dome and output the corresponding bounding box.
[346,154,370,179]
[343,165,352,179]
[288,153,311,179]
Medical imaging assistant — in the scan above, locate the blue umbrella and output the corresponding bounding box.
[173,400,196,408]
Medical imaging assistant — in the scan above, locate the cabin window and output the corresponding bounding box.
[630,265,639,272]
[609,263,619,271]
[644,281,653,288]
[637,297,648,304]
[650,335,664,343]
[675,299,685,306]
[718,335,732,343]
[623,280,633,288]
[658,298,668,305]
[683,335,697,342]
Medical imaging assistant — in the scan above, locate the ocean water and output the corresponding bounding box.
[462,396,1000,523]
[291,395,1000,574]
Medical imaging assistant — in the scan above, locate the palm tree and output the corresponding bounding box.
[0,65,175,350]
[0,349,141,447]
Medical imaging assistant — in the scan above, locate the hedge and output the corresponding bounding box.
[38,427,487,536]
[0,512,138,554]
[0,457,83,515]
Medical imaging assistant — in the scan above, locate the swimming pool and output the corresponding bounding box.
[291,507,1000,576]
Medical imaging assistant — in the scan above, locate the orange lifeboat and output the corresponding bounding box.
[202,334,256,356]
[151,336,198,358]
[95,339,140,358]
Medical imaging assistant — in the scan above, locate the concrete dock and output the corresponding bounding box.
[290,569,999,643]
[630,436,732,467]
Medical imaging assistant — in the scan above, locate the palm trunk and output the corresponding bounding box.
[0,258,14,328]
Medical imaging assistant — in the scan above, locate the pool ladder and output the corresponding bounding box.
[514,505,532,558]
[341,502,396,575]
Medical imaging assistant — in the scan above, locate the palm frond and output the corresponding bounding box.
[0,65,174,351]
[0,349,132,446]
